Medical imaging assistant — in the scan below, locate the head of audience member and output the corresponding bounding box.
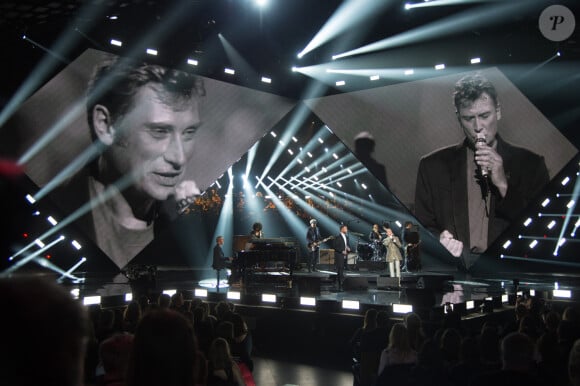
[231,313,249,341]
[123,301,142,332]
[377,310,391,330]
[543,310,561,334]
[500,332,535,372]
[440,328,462,364]
[208,337,235,372]
[100,333,134,383]
[569,339,580,386]
[87,57,205,211]
[0,277,88,386]
[215,320,235,343]
[479,324,501,365]
[404,312,424,351]
[563,306,580,323]
[127,309,202,386]
[388,323,412,353]
[170,292,184,310]
[158,293,171,308]
[453,73,500,148]
[416,338,444,368]
[215,300,232,321]
[458,336,480,364]
[363,308,378,331]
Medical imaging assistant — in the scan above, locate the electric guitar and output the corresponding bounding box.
[308,236,334,251]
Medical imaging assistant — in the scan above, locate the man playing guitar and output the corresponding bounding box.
[306,219,333,272]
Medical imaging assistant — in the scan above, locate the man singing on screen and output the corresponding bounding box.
[414,72,549,270]
[53,56,204,269]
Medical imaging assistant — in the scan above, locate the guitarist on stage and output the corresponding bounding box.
[306,219,322,272]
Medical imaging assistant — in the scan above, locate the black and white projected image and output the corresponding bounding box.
[2,48,295,270]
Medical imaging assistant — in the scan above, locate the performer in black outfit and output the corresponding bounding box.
[212,236,231,291]
[369,223,383,260]
[403,222,421,272]
[306,219,322,272]
[250,222,263,239]
[333,224,351,291]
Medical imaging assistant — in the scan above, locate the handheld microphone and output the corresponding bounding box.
[475,133,489,178]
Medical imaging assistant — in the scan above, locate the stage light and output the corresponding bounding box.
[393,304,413,314]
[558,238,566,247]
[541,198,550,207]
[297,159,303,164]
[553,289,572,298]
[261,76,272,84]
[567,200,575,209]
[292,136,298,143]
[125,293,133,302]
[465,300,475,310]
[35,239,45,248]
[291,66,298,72]
[262,293,276,303]
[547,220,556,229]
[361,183,367,190]
[305,167,311,173]
[300,297,316,306]
[224,68,235,75]
[370,75,380,81]
[561,176,570,185]
[47,216,58,226]
[336,80,346,86]
[70,288,80,299]
[25,194,36,204]
[337,182,342,187]
[435,63,445,70]
[557,51,561,57]
[71,240,82,250]
[278,140,286,146]
[347,168,353,174]
[470,57,481,64]
[108,15,118,20]
[146,48,158,56]
[194,288,208,298]
[529,240,538,249]
[404,3,411,10]
[502,294,508,303]
[83,296,101,306]
[32,211,40,216]
[288,149,294,155]
[110,39,122,47]
[318,138,324,144]
[163,289,177,296]
[227,291,241,300]
[342,300,360,310]
[307,152,313,158]
[322,167,327,173]
[404,69,414,75]
[524,218,532,226]
[502,240,511,249]
[187,58,198,66]
[333,153,339,160]
[270,131,277,138]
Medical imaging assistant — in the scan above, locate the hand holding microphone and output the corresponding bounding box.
[474,133,508,197]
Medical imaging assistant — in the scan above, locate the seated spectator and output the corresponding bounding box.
[440,328,462,368]
[158,293,171,308]
[378,323,417,376]
[410,338,451,386]
[536,331,568,386]
[123,301,142,333]
[449,336,484,386]
[207,337,245,386]
[469,332,541,386]
[0,276,88,386]
[98,333,134,386]
[569,339,580,386]
[478,324,501,372]
[231,312,254,372]
[405,312,425,351]
[127,309,207,386]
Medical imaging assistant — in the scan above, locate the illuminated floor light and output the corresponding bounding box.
[370,75,380,81]
[567,200,575,209]
[393,304,413,314]
[227,291,241,300]
[547,220,556,229]
[553,289,572,298]
[35,239,45,248]
[502,240,512,249]
[502,294,508,303]
[25,194,36,204]
[194,288,208,297]
[261,76,272,84]
[336,80,346,86]
[187,58,198,66]
[470,57,481,64]
[529,240,538,249]
[465,300,475,310]
[71,240,82,250]
[163,289,177,296]
[224,68,235,75]
[435,63,445,70]
[125,293,133,302]
[541,198,550,207]
[530,289,536,296]
[342,300,360,310]
[47,216,58,226]
[262,293,276,303]
[404,69,414,75]
[524,218,532,226]
[110,39,122,47]
[146,48,158,56]
[561,176,570,185]
[83,295,101,306]
[70,288,80,299]
[300,297,316,306]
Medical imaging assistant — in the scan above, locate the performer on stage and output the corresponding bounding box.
[306,219,322,272]
[369,224,383,243]
[212,236,231,291]
[382,226,403,278]
[403,221,421,272]
[333,224,351,291]
[250,222,263,239]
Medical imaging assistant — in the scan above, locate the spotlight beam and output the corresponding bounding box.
[1,235,65,276]
[501,255,580,268]
[332,1,539,60]
[57,257,87,283]
[554,176,580,255]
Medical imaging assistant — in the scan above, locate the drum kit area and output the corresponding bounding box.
[356,241,385,261]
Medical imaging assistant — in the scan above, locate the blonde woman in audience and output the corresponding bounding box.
[377,323,417,376]
[207,337,245,386]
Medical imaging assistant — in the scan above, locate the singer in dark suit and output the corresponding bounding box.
[333,224,351,291]
[414,73,549,269]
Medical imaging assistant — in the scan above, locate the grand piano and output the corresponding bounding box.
[232,235,300,285]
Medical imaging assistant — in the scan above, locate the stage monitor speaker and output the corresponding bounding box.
[343,277,368,291]
[319,249,334,264]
